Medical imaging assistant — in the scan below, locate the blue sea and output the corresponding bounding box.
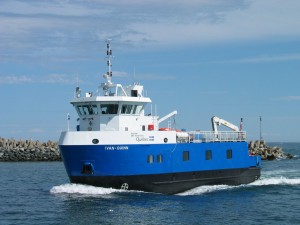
[1,143,300,225]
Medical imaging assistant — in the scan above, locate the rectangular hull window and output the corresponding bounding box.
[206,150,212,160]
[227,149,233,159]
[157,154,163,163]
[147,155,154,163]
[183,151,189,161]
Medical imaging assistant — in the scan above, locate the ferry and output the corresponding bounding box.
[58,41,261,194]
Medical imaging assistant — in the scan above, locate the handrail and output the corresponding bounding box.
[188,131,246,143]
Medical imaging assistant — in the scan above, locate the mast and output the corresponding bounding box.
[102,39,113,96]
[260,116,262,141]
[106,39,113,78]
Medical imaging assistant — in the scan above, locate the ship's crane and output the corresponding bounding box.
[158,110,178,124]
[211,116,239,132]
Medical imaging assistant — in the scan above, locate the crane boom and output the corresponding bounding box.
[158,110,177,124]
[211,116,239,132]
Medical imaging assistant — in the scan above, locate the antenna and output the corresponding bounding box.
[67,113,70,131]
[240,118,243,131]
[260,116,262,141]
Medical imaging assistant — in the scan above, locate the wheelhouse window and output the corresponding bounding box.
[101,104,118,114]
[77,105,98,115]
[206,150,212,160]
[132,105,138,114]
[135,105,143,115]
[121,104,133,114]
[227,149,233,159]
[183,151,189,161]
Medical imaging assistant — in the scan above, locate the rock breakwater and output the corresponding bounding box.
[248,140,293,160]
[0,137,61,161]
[1,137,293,162]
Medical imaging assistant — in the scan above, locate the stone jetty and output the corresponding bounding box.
[248,140,293,160]
[0,137,61,161]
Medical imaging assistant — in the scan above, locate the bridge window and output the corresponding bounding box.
[136,105,143,114]
[132,105,138,114]
[101,104,118,114]
[77,105,98,115]
[121,104,133,114]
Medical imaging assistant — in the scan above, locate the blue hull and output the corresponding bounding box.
[59,142,261,194]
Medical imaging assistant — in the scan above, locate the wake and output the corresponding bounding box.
[50,183,127,196]
[50,176,300,197]
[178,176,300,196]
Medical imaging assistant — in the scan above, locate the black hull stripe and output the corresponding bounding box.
[70,167,261,194]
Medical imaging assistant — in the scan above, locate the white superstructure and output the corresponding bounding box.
[72,40,160,133]
[64,40,245,145]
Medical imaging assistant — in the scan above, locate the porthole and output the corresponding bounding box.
[92,139,99,144]
[164,138,168,143]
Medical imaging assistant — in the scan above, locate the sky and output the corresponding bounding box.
[1,0,300,142]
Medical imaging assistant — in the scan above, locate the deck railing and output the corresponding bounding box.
[188,131,246,143]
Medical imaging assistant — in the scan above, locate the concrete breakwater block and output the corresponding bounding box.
[248,140,293,160]
[0,137,61,161]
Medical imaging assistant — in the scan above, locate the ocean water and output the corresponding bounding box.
[0,143,300,225]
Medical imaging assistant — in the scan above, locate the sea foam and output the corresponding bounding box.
[178,176,300,196]
[249,177,300,186]
[50,176,300,197]
[177,185,236,196]
[50,183,124,196]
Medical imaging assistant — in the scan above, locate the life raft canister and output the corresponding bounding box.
[159,128,171,131]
